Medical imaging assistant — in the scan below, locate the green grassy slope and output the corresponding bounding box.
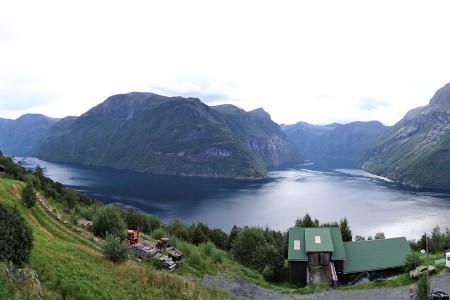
[0,178,233,299]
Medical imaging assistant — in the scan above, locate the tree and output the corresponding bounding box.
[295,213,319,227]
[103,234,130,263]
[354,235,366,241]
[374,232,385,239]
[414,274,429,300]
[403,251,424,272]
[339,218,352,242]
[92,205,127,238]
[231,226,285,281]
[21,182,37,208]
[0,203,33,266]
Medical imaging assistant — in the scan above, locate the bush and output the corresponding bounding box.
[0,203,33,266]
[92,205,127,238]
[103,234,130,263]
[21,182,37,208]
[404,251,424,272]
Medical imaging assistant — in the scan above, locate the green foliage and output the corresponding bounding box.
[190,222,209,245]
[230,226,285,281]
[415,274,429,300]
[295,213,319,227]
[103,234,130,263]
[92,205,127,238]
[21,182,37,208]
[403,251,424,272]
[339,218,352,242]
[152,227,168,240]
[409,226,450,254]
[0,202,33,266]
[0,152,29,181]
[122,208,160,234]
[374,232,385,239]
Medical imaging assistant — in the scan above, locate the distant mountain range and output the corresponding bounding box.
[0,114,59,156]
[282,121,388,169]
[2,84,450,188]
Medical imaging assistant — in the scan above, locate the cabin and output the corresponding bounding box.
[0,165,5,177]
[288,227,411,287]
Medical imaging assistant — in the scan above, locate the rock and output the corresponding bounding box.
[14,268,43,300]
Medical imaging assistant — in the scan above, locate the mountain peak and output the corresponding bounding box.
[429,83,450,106]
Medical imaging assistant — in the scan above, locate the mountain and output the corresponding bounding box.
[0,114,59,156]
[38,92,301,179]
[362,83,450,190]
[283,121,387,168]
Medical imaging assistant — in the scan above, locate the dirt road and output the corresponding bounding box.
[203,269,450,299]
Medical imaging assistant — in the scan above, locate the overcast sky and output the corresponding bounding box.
[1,1,450,126]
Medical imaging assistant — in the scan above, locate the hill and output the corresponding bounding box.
[283,121,388,169]
[0,114,59,156]
[362,83,450,190]
[0,177,236,299]
[38,93,301,179]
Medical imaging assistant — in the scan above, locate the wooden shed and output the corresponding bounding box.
[0,165,5,177]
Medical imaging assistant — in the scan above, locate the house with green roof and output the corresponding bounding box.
[288,227,410,286]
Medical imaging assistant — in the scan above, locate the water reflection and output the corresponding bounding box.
[16,157,450,239]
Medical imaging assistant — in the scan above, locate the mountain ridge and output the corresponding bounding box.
[36,93,302,179]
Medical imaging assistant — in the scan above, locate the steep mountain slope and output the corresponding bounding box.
[283,121,387,168]
[38,93,301,179]
[362,83,450,190]
[0,114,59,156]
[282,122,341,161]
[212,105,301,169]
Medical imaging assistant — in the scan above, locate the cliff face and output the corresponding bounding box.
[0,114,59,156]
[362,83,450,190]
[38,93,302,179]
[283,121,387,169]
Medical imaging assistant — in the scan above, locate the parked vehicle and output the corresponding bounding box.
[432,291,449,300]
[409,265,436,279]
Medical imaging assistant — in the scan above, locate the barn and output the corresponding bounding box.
[288,227,410,286]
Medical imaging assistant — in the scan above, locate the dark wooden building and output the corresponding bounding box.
[288,227,410,287]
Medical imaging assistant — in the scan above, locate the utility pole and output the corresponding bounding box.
[421,234,430,298]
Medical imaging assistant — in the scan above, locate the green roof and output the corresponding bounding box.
[329,227,346,261]
[343,237,411,274]
[288,227,307,261]
[288,227,347,261]
[305,228,334,252]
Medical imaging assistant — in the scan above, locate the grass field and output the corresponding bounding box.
[0,178,235,299]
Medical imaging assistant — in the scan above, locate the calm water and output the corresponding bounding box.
[16,157,450,240]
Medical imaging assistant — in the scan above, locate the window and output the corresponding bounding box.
[315,236,321,244]
[294,240,301,250]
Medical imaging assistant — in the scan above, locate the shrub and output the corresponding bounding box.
[92,205,127,238]
[152,227,168,240]
[21,182,37,208]
[103,234,130,263]
[404,251,423,272]
[0,203,33,266]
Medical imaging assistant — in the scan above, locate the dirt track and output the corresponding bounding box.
[203,269,450,299]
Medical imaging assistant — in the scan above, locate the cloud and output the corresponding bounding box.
[0,73,56,111]
[356,97,391,111]
[147,74,238,104]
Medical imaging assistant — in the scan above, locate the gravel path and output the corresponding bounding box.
[203,269,450,299]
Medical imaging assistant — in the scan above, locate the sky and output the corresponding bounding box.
[1,1,450,126]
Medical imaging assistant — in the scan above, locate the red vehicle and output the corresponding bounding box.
[127,226,140,245]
